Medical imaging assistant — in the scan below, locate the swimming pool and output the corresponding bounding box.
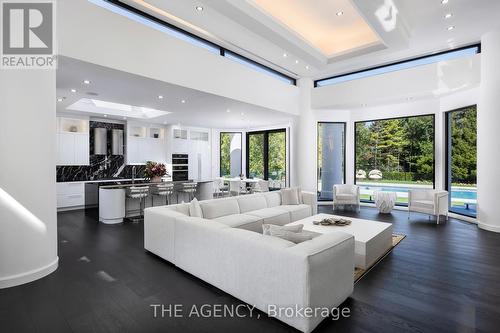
[359,185,477,201]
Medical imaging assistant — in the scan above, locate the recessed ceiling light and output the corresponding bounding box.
[70,89,77,93]
[305,65,310,70]
[444,13,453,19]
[103,114,108,118]
[336,11,344,16]
[181,99,186,104]
[83,80,91,85]
[57,97,64,102]
[226,109,231,113]
[447,25,455,31]
[441,0,449,4]
[295,60,299,64]
[195,6,203,11]
[283,52,288,58]
[158,95,164,99]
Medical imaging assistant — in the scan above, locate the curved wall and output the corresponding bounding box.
[0,70,58,288]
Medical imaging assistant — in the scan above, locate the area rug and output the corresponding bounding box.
[354,234,406,283]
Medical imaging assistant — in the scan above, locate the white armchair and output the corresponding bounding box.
[333,184,360,212]
[408,189,449,224]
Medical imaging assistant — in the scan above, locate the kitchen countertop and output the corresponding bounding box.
[98,179,215,189]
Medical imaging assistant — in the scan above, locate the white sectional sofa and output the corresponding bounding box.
[144,191,355,333]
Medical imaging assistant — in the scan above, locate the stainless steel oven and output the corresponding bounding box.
[172,154,189,181]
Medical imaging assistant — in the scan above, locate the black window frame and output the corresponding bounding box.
[314,44,481,88]
[102,0,296,85]
[354,114,436,207]
[317,122,347,202]
[246,128,288,185]
[444,105,477,218]
[219,132,242,178]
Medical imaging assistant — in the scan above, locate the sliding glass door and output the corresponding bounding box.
[445,106,477,217]
[247,129,286,186]
[247,132,265,179]
[355,115,435,205]
[317,122,346,201]
[220,132,242,177]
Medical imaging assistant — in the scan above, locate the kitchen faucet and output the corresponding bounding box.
[132,165,136,184]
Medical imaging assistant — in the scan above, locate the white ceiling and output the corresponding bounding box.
[56,56,294,129]
[120,0,500,79]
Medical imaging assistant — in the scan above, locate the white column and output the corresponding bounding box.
[295,78,317,192]
[0,69,58,288]
[478,31,500,232]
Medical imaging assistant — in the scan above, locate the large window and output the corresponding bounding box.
[317,122,346,201]
[355,115,435,205]
[445,106,477,217]
[315,45,480,87]
[247,129,287,186]
[220,132,242,177]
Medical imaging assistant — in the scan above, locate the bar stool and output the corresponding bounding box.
[125,186,150,222]
[151,183,174,206]
[179,182,198,202]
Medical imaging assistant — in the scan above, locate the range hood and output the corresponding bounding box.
[93,128,107,155]
[112,129,124,155]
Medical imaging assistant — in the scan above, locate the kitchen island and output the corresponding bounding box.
[96,179,215,224]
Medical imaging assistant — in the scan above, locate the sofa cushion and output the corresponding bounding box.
[246,208,290,226]
[200,198,240,219]
[213,214,263,233]
[236,194,267,213]
[165,203,190,216]
[262,191,281,207]
[336,194,356,200]
[275,204,312,222]
[281,188,300,205]
[411,200,434,210]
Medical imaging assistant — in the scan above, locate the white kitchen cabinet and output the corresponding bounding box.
[127,137,167,164]
[57,132,89,166]
[56,117,89,166]
[57,182,85,210]
[74,133,90,165]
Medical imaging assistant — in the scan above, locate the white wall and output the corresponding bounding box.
[0,70,58,288]
[57,0,299,115]
[477,30,500,232]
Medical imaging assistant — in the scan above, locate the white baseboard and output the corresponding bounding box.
[477,221,500,233]
[0,257,58,289]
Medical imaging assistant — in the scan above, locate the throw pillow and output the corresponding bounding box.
[269,230,313,244]
[189,198,203,218]
[262,223,304,235]
[281,188,300,205]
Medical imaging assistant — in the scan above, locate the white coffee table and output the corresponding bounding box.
[287,214,393,269]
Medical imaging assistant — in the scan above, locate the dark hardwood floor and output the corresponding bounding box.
[1,206,500,333]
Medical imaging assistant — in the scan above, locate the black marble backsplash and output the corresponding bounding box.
[56,121,147,182]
